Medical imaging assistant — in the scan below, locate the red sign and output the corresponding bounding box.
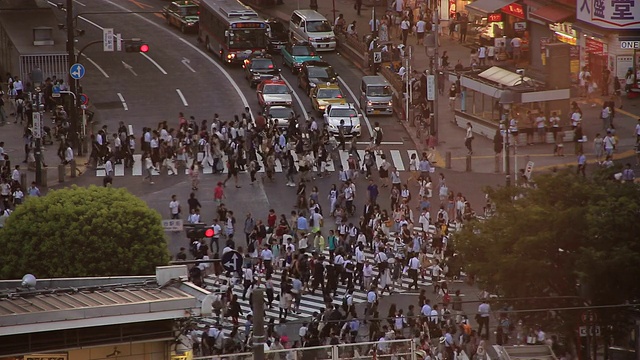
[585,38,606,56]
[502,3,525,19]
[488,13,502,22]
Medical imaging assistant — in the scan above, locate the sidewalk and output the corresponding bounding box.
[0,117,87,191]
[252,0,640,175]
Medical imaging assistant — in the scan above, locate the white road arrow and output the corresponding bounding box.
[181,57,196,73]
[122,61,138,76]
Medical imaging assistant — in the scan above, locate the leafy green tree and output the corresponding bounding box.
[454,169,640,333]
[0,185,170,278]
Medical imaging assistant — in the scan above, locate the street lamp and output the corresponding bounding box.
[499,89,514,187]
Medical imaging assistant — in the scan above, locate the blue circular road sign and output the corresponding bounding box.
[221,250,243,273]
[70,63,85,80]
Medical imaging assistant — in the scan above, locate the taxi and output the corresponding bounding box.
[280,42,321,73]
[256,77,292,108]
[162,1,199,34]
[243,53,280,88]
[310,83,346,113]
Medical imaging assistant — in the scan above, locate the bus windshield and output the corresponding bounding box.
[228,29,266,49]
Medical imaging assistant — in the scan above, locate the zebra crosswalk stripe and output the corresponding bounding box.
[93,149,434,177]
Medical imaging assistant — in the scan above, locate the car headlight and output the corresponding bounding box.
[286,101,292,105]
[388,101,393,106]
[318,105,326,110]
[294,62,301,67]
[367,101,373,106]
[310,83,317,87]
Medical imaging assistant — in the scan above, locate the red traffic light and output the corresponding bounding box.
[140,44,149,53]
[205,228,215,238]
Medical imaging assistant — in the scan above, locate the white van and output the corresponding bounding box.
[289,10,336,51]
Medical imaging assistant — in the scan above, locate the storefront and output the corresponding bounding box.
[524,0,576,77]
[576,0,640,93]
[449,66,571,138]
[547,23,579,78]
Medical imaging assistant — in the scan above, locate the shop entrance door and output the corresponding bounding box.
[588,53,606,87]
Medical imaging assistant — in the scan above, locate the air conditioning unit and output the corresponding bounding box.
[33,27,54,46]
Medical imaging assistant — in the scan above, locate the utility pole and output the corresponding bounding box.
[252,289,265,360]
[66,0,81,156]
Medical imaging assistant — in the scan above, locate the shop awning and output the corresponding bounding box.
[478,66,532,87]
[529,4,573,23]
[466,0,516,16]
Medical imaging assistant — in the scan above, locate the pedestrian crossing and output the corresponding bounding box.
[194,234,465,337]
[93,149,431,177]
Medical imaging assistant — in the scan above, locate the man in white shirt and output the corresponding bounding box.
[210,219,222,254]
[11,165,20,183]
[260,244,273,277]
[400,17,410,46]
[407,253,420,289]
[510,37,522,61]
[241,264,254,301]
[64,143,74,165]
[169,195,180,219]
[415,17,426,43]
[369,18,380,32]
[364,287,377,324]
[478,45,487,65]
[421,300,432,322]
[477,299,491,339]
[362,259,374,291]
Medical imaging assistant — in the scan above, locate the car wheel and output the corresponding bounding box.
[180,24,186,33]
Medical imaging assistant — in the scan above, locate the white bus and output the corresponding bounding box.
[198,0,268,64]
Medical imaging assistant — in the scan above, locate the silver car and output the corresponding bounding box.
[323,103,362,138]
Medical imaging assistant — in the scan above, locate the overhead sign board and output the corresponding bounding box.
[577,0,640,29]
[103,28,114,52]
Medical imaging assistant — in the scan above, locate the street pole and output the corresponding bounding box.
[252,288,265,360]
[66,0,81,156]
[372,6,378,38]
[433,25,439,137]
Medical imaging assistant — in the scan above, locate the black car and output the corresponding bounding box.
[266,19,288,53]
[243,53,280,88]
[297,60,338,95]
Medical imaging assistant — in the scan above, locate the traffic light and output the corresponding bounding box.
[205,228,215,238]
[124,38,149,53]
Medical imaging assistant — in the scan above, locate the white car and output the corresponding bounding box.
[264,105,297,128]
[323,103,362,138]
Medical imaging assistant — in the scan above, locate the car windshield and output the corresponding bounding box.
[263,84,288,94]
[368,85,392,96]
[306,20,332,33]
[228,29,267,49]
[329,108,358,117]
[181,6,199,16]
[308,66,334,79]
[270,22,286,35]
[251,58,275,69]
[317,89,342,98]
[292,46,316,56]
[268,108,294,119]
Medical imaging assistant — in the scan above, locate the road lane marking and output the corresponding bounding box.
[74,0,87,6]
[356,141,403,145]
[132,154,142,176]
[176,89,189,106]
[140,52,167,74]
[390,150,405,171]
[78,53,109,78]
[182,57,196,73]
[281,76,309,121]
[104,0,251,111]
[337,76,373,137]
[117,92,129,111]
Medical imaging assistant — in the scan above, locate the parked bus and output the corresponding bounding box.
[198,0,268,64]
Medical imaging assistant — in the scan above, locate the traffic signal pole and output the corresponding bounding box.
[66,0,81,156]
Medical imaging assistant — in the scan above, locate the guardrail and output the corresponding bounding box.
[193,338,419,360]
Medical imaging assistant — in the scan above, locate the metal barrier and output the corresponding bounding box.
[192,339,418,360]
[19,54,69,85]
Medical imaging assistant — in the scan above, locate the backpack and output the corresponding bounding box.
[248,240,256,253]
[375,128,383,142]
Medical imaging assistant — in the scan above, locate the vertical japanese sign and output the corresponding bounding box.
[577,0,640,29]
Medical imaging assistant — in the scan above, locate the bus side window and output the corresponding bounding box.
[300,21,305,29]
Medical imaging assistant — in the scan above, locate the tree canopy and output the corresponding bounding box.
[0,185,170,279]
[454,169,640,306]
